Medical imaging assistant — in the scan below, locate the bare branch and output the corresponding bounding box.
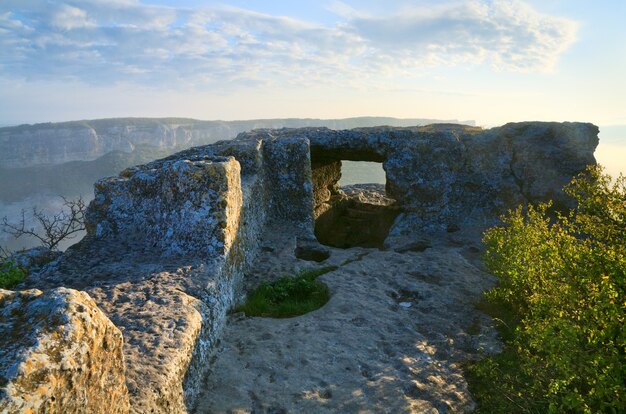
[1,196,86,251]
[0,245,11,261]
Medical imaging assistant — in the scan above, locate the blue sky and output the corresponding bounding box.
[0,0,625,131]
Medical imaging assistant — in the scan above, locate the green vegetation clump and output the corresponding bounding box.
[466,165,625,413]
[0,260,28,289]
[236,266,337,318]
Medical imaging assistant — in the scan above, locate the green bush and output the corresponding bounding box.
[0,260,28,289]
[467,165,625,413]
[235,266,336,318]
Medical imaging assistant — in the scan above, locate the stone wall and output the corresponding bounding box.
[262,136,315,225]
[86,157,242,259]
[311,159,341,219]
[238,122,598,241]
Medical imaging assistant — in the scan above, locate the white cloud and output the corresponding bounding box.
[349,0,578,72]
[325,1,360,19]
[0,0,579,89]
[51,4,95,30]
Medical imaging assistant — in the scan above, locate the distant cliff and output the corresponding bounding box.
[0,117,473,168]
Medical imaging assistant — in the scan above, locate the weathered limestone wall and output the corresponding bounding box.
[0,288,129,413]
[82,156,249,412]
[311,159,341,219]
[86,157,243,258]
[238,122,599,242]
[7,145,273,412]
[262,136,315,225]
[182,171,270,406]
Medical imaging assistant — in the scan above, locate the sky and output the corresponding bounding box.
[0,0,625,132]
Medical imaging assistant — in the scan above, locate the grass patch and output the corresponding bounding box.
[235,266,337,318]
[0,260,28,289]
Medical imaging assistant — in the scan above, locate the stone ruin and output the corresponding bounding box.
[0,122,598,413]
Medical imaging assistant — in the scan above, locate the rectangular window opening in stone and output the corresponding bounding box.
[312,159,400,249]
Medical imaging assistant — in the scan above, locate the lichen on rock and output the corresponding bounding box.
[0,287,129,413]
[87,157,242,258]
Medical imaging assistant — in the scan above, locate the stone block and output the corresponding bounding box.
[86,157,242,258]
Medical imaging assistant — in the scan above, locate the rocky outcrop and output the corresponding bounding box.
[241,122,598,242]
[5,121,598,412]
[17,144,273,412]
[0,288,129,413]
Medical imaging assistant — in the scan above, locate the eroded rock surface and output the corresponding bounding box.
[192,226,498,413]
[0,287,129,413]
[87,157,243,258]
[20,154,263,413]
[245,122,598,238]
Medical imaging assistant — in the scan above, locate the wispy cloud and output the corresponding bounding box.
[348,0,579,73]
[0,0,578,89]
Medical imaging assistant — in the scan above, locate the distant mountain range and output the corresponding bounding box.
[0,145,171,202]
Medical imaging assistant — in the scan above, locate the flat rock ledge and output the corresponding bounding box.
[192,224,500,413]
[1,122,598,412]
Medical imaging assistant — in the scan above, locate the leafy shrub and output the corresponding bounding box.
[235,266,337,318]
[0,260,28,289]
[467,165,625,413]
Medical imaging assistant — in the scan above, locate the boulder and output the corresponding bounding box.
[0,287,129,413]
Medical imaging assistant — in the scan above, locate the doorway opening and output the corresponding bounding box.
[312,159,399,249]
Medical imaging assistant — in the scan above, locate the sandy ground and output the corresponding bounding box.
[192,228,499,413]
